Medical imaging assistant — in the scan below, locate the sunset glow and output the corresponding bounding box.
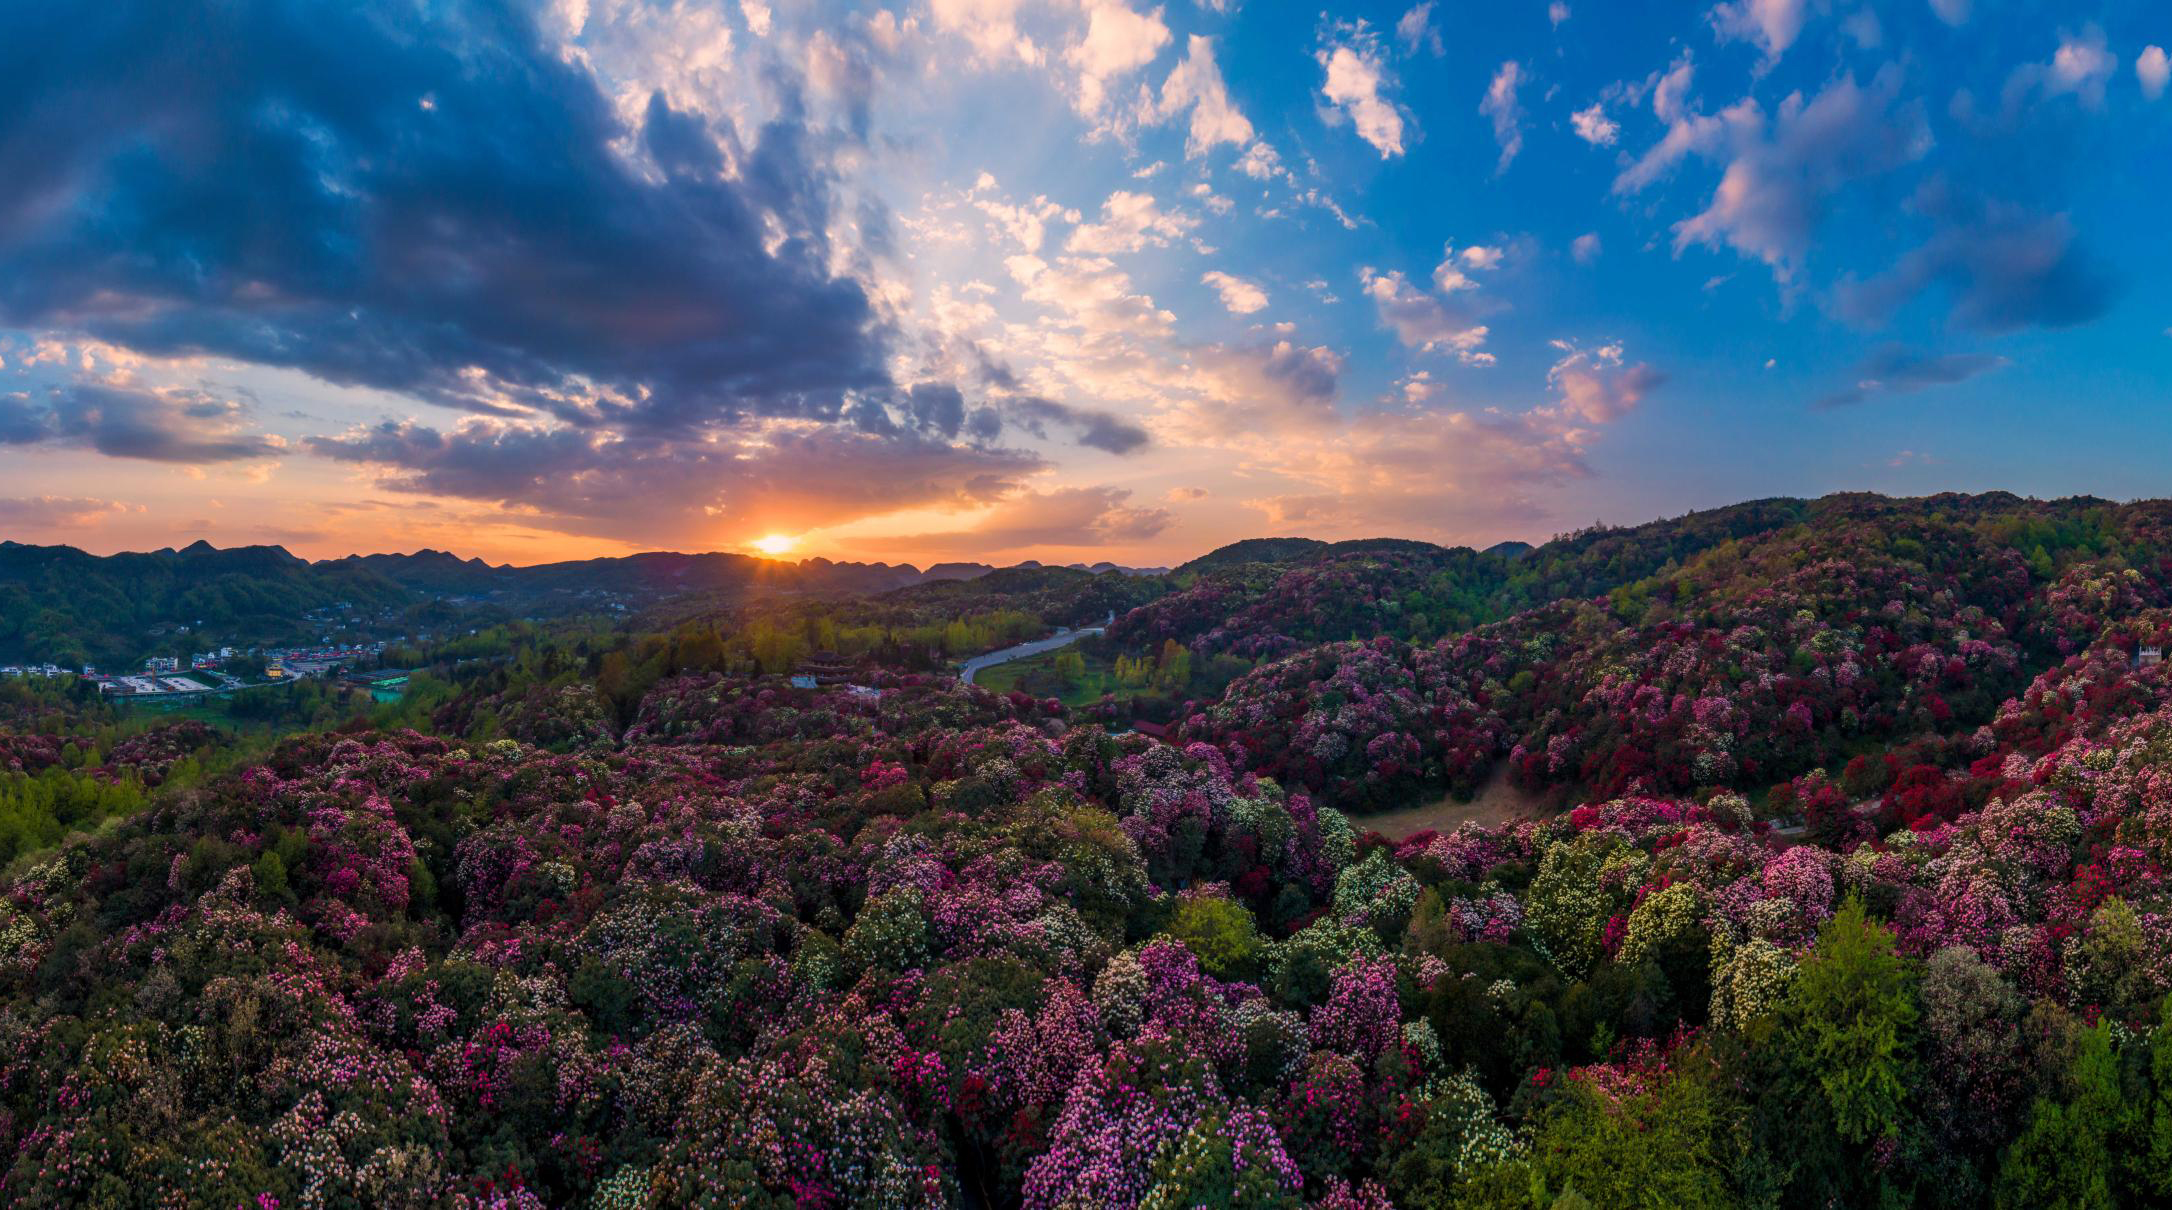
[0,1,2166,569]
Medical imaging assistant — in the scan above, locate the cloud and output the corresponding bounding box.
[2139,45,2169,100]
[306,419,1046,543]
[1431,242,1504,293]
[2044,27,2116,106]
[1164,485,1209,502]
[1064,191,1198,255]
[1671,70,1928,279]
[1571,103,1619,146]
[1181,340,1345,434]
[1360,269,1492,364]
[1550,3,1571,27]
[905,382,968,438]
[0,496,128,530]
[2,382,282,463]
[882,485,1172,553]
[1542,341,1664,426]
[1614,59,1744,194]
[1154,35,1255,155]
[1317,28,1405,158]
[1709,0,1809,62]
[969,177,1076,252]
[1814,343,2008,408]
[1246,342,1663,538]
[1481,62,1528,172]
[1835,182,2117,333]
[931,0,1043,66]
[1065,0,1170,115]
[1929,0,1969,26]
[1396,4,1442,56]
[0,0,889,438]
[1201,270,1269,314]
[1007,397,1152,454]
[0,394,44,444]
[1572,233,1603,263]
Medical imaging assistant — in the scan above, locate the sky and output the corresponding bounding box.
[0,0,2168,569]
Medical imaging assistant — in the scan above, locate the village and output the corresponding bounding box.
[2,640,410,701]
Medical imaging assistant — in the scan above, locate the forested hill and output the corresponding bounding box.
[5,490,2172,1206]
[0,540,409,667]
[0,538,1144,666]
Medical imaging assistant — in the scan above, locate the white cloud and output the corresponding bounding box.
[1432,242,1504,293]
[1571,102,1618,146]
[1360,268,1492,364]
[2143,46,2171,100]
[1246,344,1661,539]
[2047,27,2116,105]
[1155,35,1254,155]
[1236,140,1283,179]
[1397,3,1443,56]
[1929,0,1969,25]
[1670,71,1928,279]
[931,0,1043,66]
[1064,190,1197,255]
[969,176,1076,252]
[1550,2,1570,27]
[1709,0,1808,62]
[1542,340,1663,426]
[738,1,771,36]
[1317,31,1406,158]
[1481,61,1527,171]
[1201,270,1269,314]
[1615,59,1742,194]
[1572,232,1602,263]
[1066,0,1171,114]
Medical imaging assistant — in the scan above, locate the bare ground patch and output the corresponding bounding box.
[1354,761,1565,842]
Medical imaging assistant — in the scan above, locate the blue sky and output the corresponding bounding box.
[0,0,2166,565]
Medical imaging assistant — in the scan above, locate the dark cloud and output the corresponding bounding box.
[1008,397,1152,455]
[1815,343,2009,409]
[1,383,280,462]
[307,419,1045,543]
[0,394,44,444]
[906,382,967,438]
[1836,184,2117,333]
[0,0,886,433]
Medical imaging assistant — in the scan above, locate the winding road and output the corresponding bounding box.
[959,612,1114,685]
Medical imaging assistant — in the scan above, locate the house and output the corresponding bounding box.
[2141,645,2163,668]
[795,651,856,685]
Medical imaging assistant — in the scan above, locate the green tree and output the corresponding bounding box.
[1995,1021,2130,1210]
[1164,897,1265,980]
[1779,897,1918,1146]
[1525,1050,1736,1210]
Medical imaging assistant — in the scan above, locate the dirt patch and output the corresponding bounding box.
[1353,762,1564,842]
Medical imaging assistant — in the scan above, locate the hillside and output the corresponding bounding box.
[2,491,2172,1207]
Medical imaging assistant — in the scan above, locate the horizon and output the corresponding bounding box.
[3,2,2169,568]
[0,484,2138,570]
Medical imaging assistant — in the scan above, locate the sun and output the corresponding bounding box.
[751,533,798,556]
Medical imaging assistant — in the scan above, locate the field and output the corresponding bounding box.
[968,646,1120,706]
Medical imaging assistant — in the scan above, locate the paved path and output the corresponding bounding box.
[959,613,1113,685]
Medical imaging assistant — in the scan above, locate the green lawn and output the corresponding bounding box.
[973,649,1118,707]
